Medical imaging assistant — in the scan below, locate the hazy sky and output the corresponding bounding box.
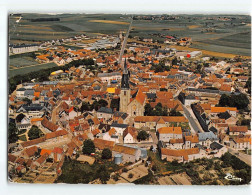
[2,0,252,14]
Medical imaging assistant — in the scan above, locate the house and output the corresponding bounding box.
[97,107,113,121]
[133,116,188,130]
[52,147,64,162]
[161,148,205,163]
[33,153,49,168]
[69,106,78,120]
[93,138,115,150]
[41,117,61,132]
[20,146,39,159]
[229,135,251,150]
[210,107,237,118]
[123,127,137,144]
[184,135,199,149]
[112,145,141,163]
[198,131,218,148]
[157,127,182,142]
[168,138,184,149]
[103,128,119,143]
[217,111,237,125]
[228,126,248,136]
[16,103,48,119]
[110,123,128,136]
[209,142,228,158]
[16,88,26,98]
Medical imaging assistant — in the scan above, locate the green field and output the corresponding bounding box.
[9,53,39,68]
[9,62,58,78]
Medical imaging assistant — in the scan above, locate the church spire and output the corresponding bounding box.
[121,58,129,89]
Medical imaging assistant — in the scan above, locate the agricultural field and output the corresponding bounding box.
[9,13,251,57]
[9,52,39,68]
[9,62,58,78]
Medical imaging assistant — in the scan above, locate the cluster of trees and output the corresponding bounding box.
[80,99,108,112]
[30,18,60,22]
[110,98,120,112]
[28,125,44,140]
[221,152,251,184]
[144,103,168,116]
[137,130,149,141]
[218,93,249,110]
[144,103,182,116]
[150,62,170,73]
[82,139,112,160]
[8,121,19,144]
[9,58,95,94]
[244,77,251,94]
[82,139,95,155]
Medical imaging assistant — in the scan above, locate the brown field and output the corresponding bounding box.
[128,38,251,59]
[20,25,51,30]
[188,25,200,29]
[89,20,129,25]
[170,45,251,59]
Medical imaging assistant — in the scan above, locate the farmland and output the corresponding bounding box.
[9,62,58,78]
[9,13,251,57]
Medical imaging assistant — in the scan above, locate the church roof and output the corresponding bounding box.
[135,89,146,105]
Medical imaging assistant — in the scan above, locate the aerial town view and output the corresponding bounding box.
[7,13,251,185]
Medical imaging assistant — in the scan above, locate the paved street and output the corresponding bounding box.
[228,148,251,166]
[182,105,204,133]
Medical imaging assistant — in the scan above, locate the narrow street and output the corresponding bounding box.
[228,148,251,166]
[182,105,204,133]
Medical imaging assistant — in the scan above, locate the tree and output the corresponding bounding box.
[81,102,91,112]
[219,94,230,107]
[22,97,32,105]
[82,139,95,155]
[137,130,149,141]
[144,103,153,116]
[245,77,251,94]
[219,93,249,110]
[102,148,112,159]
[28,125,44,140]
[16,113,26,123]
[95,165,110,184]
[169,109,183,116]
[128,173,134,178]
[8,121,19,143]
[110,98,120,111]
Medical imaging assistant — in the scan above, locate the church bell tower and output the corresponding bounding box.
[119,59,130,113]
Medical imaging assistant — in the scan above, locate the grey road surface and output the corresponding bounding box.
[182,105,203,133]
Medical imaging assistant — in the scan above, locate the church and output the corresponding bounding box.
[119,59,146,117]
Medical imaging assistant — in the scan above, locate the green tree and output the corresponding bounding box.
[16,113,26,123]
[28,125,44,140]
[218,93,249,110]
[82,139,95,155]
[22,97,32,105]
[8,121,19,143]
[169,109,183,116]
[245,77,251,94]
[101,148,112,159]
[137,130,149,141]
[110,98,120,111]
[95,165,110,184]
[144,103,153,116]
[81,102,91,112]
